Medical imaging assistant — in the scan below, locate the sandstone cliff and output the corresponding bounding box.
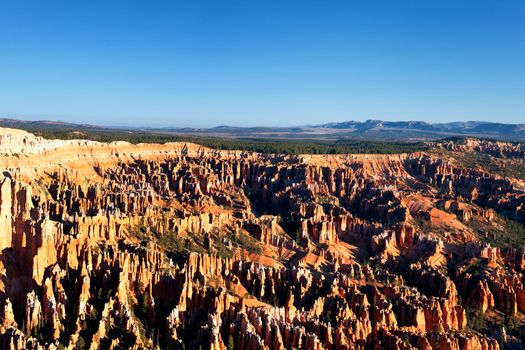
[0,128,523,349]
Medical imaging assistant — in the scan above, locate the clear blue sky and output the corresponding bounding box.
[0,0,523,127]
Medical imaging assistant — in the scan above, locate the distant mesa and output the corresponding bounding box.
[0,117,523,141]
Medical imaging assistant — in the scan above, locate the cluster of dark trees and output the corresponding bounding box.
[22,127,425,155]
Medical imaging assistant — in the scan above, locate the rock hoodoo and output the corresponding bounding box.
[0,128,523,349]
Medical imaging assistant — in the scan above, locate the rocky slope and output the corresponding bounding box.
[0,128,524,349]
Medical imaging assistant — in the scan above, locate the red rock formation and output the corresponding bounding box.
[0,128,523,349]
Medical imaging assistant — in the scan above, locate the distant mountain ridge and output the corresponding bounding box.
[317,119,525,133]
[149,119,525,141]
[0,117,523,141]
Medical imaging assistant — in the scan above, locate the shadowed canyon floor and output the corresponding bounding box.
[0,128,524,349]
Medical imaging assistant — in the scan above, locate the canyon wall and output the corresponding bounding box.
[0,128,523,349]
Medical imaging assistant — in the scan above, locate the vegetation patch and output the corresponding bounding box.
[19,126,425,154]
[432,149,525,181]
[467,214,525,248]
[129,225,262,259]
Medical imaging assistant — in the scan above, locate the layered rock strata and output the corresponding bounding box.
[0,128,523,349]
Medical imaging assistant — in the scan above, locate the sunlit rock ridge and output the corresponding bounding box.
[0,127,524,349]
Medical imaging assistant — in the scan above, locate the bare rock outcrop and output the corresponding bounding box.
[0,128,522,349]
